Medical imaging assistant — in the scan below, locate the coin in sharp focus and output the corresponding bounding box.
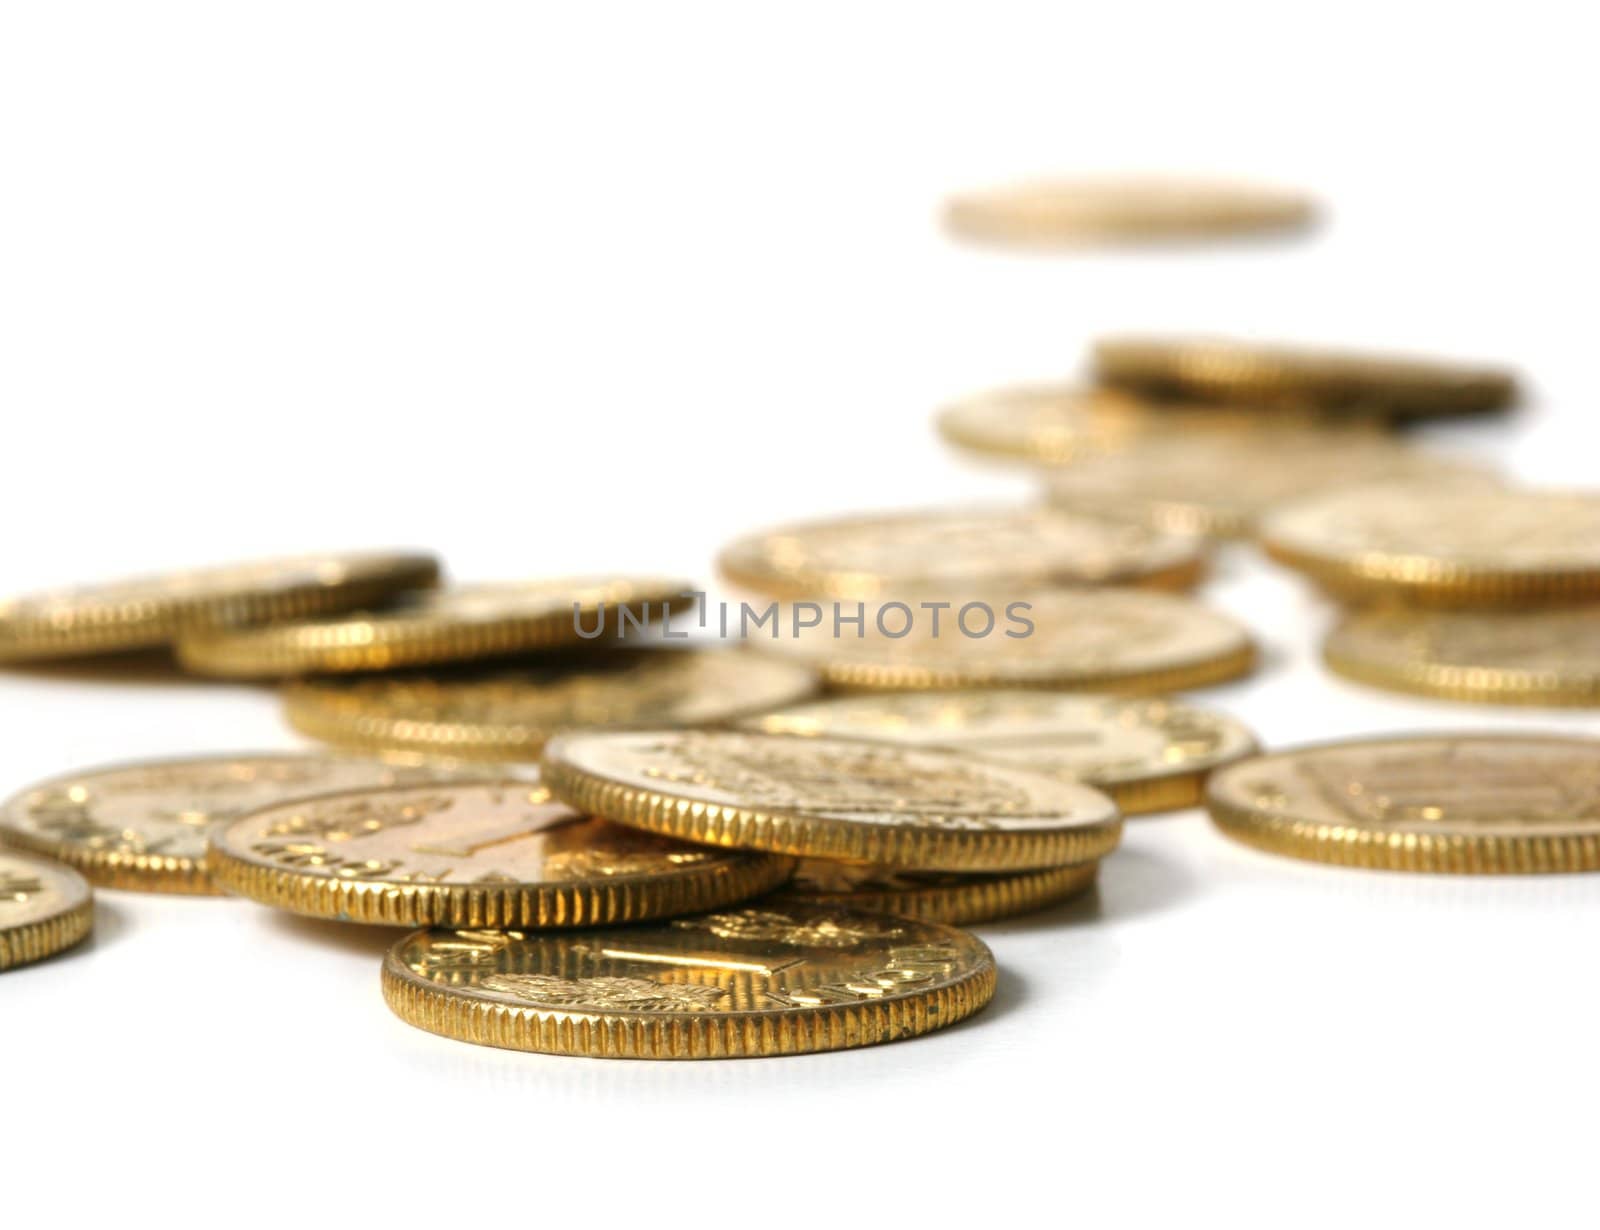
[766,859,1097,926]
[1324,606,1600,706]
[283,648,821,760]
[208,776,793,927]
[1207,734,1600,874]
[943,176,1315,248]
[382,904,996,1059]
[744,691,1256,815]
[0,852,93,972]
[1260,484,1600,607]
[0,550,439,663]
[716,507,1203,601]
[174,576,694,678]
[543,728,1122,871]
[751,589,1255,694]
[1094,335,1518,419]
[0,753,485,894]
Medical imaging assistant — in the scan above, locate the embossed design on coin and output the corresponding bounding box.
[0,852,93,971]
[770,858,1098,925]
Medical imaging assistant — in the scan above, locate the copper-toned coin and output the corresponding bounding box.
[0,852,93,971]
[767,859,1098,925]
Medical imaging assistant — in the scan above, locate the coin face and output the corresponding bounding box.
[0,550,439,661]
[382,904,997,1058]
[752,589,1255,694]
[1261,484,1600,606]
[0,852,93,972]
[0,753,483,894]
[284,649,821,759]
[745,691,1256,815]
[1206,734,1600,873]
[541,728,1122,871]
[943,176,1315,247]
[768,860,1098,926]
[1325,606,1600,706]
[174,576,694,677]
[717,507,1203,600]
[209,777,792,927]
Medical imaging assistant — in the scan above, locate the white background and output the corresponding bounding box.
[3,4,1598,1227]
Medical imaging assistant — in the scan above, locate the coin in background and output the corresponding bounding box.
[0,851,93,971]
[766,859,1098,925]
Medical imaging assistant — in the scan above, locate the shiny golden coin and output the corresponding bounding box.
[0,550,439,662]
[1207,734,1600,873]
[1261,484,1600,607]
[284,648,821,760]
[1095,335,1518,419]
[717,507,1203,601]
[752,589,1254,694]
[175,577,694,678]
[744,691,1256,815]
[382,904,996,1058]
[767,859,1097,925]
[209,777,792,927]
[944,176,1314,247]
[0,852,93,971]
[1325,606,1600,706]
[541,728,1121,871]
[0,753,481,894]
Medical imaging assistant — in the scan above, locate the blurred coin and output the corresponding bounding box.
[541,729,1122,871]
[1207,734,1600,873]
[766,859,1097,925]
[383,905,997,1058]
[0,851,93,971]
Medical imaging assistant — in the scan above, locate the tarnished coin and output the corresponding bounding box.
[209,777,792,927]
[1207,734,1600,873]
[541,729,1121,871]
[284,649,821,760]
[752,589,1255,694]
[0,550,439,662]
[1095,335,1518,419]
[0,753,481,894]
[175,577,694,678]
[767,860,1098,926]
[382,905,997,1058]
[943,176,1314,247]
[745,691,1256,815]
[1261,484,1600,607]
[1325,606,1600,706]
[717,507,1203,601]
[0,852,93,972]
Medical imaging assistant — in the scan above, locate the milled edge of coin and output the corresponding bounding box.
[767,860,1098,926]
[0,855,94,972]
[379,917,998,1058]
[1205,733,1600,874]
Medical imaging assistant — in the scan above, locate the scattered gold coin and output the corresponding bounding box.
[0,851,93,972]
[1095,335,1518,419]
[717,507,1203,600]
[766,859,1097,926]
[284,648,820,760]
[0,753,482,894]
[541,729,1122,871]
[0,550,439,662]
[174,577,693,678]
[382,904,997,1058]
[1207,734,1600,873]
[745,691,1255,815]
[1261,484,1600,607]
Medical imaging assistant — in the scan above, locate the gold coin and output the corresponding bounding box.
[283,648,821,760]
[0,753,482,894]
[541,728,1122,871]
[1095,335,1518,419]
[744,691,1256,815]
[717,507,1203,601]
[1324,606,1600,706]
[0,550,439,662]
[1207,734,1600,873]
[1260,484,1600,607]
[767,859,1097,925]
[0,852,93,971]
[751,589,1255,694]
[174,577,694,678]
[382,904,996,1058]
[208,776,793,927]
[943,177,1314,247]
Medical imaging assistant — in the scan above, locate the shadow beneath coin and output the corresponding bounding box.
[0,649,240,688]
[82,898,137,953]
[266,911,404,957]
[977,842,1197,937]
